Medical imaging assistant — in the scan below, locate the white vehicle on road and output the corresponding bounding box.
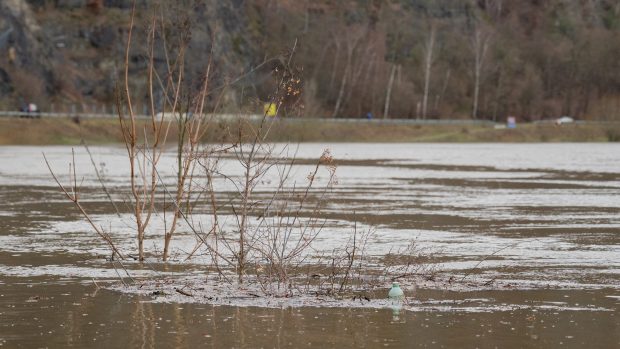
[556,116,574,124]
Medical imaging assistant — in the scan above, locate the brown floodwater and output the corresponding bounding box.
[0,279,617,348]
[0,144,619,348]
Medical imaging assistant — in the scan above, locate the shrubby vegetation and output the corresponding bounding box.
[40,2,439,299]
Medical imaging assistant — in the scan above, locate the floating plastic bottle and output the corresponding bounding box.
[388,282,404,302]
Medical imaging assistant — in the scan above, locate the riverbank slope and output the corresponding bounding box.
[1,118,619,145]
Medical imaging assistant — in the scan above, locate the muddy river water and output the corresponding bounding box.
[0,143,618,348]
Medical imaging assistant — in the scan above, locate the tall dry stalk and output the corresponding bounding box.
[48,3,353,293]
[116,3,170,261]
[115,1,220,262]
[44,150,124,259]
[185,40,341,286]
[230,42,304,283]
[161,58,214,261]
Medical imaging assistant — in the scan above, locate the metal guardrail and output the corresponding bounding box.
[0,111,268,121]
[297,118,497,125]
[0,111,123,119]
[0,111,497,125]
[0,111,149,120]
[2,110,618,125]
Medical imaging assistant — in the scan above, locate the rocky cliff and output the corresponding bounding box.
[0,0,54,105]
[0,0,258,112]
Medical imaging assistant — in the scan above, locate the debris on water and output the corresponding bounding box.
[174,288,193,297]
[388,282,404,303]
[352,294,370,302]
[151,290,166,296]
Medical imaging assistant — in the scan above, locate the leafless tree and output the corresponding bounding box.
[116,4,169,261]
[422,22,437,119]
[383,63,397,119]
[332,28,364,118]
[471,25,491,119]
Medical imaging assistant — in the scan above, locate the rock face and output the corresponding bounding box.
[0,0,54,107]
[0,0,259,110]
[0,68,12,95]
[0,0,51,71]
[2,0,41,33]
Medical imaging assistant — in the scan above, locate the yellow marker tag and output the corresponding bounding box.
[264,103,277,117]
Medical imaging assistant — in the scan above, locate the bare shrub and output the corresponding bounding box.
[382,239,437,282]
[43,149,123,260]
[44,1,435,301]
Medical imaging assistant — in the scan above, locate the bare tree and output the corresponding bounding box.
[422,22,437,119]
[383,63,397,119]
[434,69,451,113]
[116,1,215,262]
[331,28,364,118]
[44,150,123,260]
[471,26,491,119]
[116,4,168,261]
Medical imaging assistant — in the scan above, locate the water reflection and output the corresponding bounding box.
[2,280,618,348]
[390,305,403,323]
[130,297,155,349]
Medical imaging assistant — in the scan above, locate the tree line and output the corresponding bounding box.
[255,0,620,121]
[2,0,620,121]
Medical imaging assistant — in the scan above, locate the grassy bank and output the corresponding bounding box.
[1,117,619,145]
